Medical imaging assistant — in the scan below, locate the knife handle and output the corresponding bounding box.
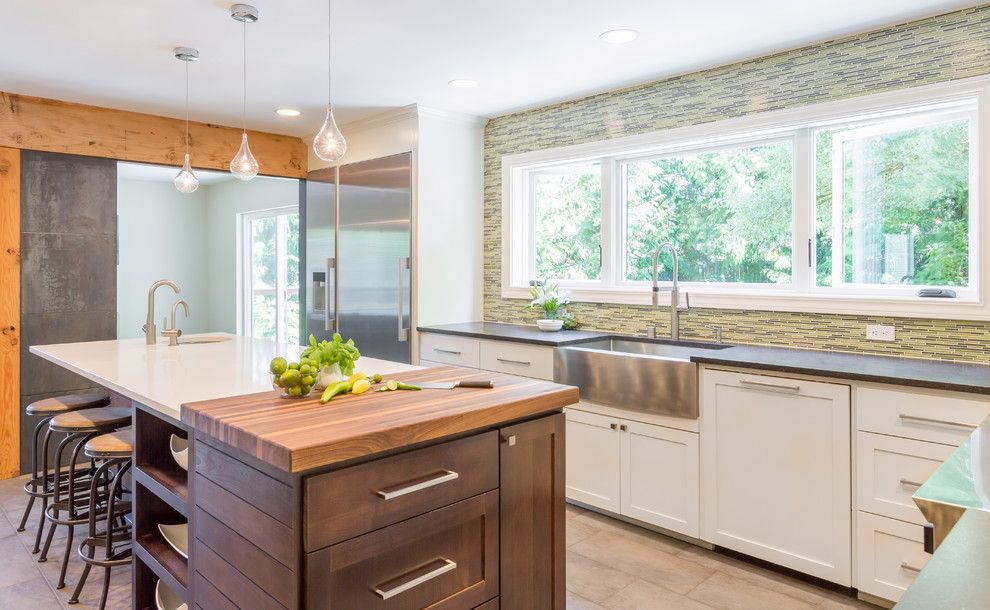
[458,380,495,388]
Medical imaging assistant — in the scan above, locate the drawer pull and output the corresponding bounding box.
[373,557,457,600]
[899,477,925,489]
[738,379,800,394]
[434,348,463,356]
[496,357,531,366]
[898,414,977,431]
[376,470,459,500]
[900,561,923,574]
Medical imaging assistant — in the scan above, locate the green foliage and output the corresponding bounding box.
[301,333,361,376]
[527,282,579,329]
[534,167,602,280]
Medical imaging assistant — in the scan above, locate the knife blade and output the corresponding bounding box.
[412,380,495,390]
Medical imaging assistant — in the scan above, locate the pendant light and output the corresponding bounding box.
[312,0,346,163]
[173,47,200,193]
[229,4,260,180]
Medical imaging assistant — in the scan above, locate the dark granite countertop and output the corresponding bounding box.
[690,345,990,395]
[894,508,990,609]
[417,322,611,347]
[419,322,990,394]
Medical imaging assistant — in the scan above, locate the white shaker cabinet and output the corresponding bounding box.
[700,369,852,586]
[565,409,622,512]
[565,407,700,538]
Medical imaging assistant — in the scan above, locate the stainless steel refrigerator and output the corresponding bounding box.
[303,152,412,363]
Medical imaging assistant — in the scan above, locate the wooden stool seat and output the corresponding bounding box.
[49,407,131,433]
[84,430,133,459]
[26,392,111,416]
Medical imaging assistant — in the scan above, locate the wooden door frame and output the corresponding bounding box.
[0,147,19,478]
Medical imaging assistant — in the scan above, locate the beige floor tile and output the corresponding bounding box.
[0,535,49,590]
[602,579,714,610]
[567,515,600,547]
[818,591,882,609]
[714,558,827,605]
[570,510,688,554]
[688,571,817,610]
[0,577,63,610]
[567,590,609,610]
[566,502,589,519]
[567,551,637,603]
[570,530,714,595]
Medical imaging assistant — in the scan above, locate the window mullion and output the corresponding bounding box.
[792,129,813,292]
[600,158,613,288]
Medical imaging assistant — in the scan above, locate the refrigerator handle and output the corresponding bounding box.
[326,257,336,332]
[398,256,410,342]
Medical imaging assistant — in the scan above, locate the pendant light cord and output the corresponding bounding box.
[242,19,247,134]
[184,60,190,154]
[327,0,333,101]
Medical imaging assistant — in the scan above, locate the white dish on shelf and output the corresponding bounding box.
[169,434,188,471]
[158,522,189,559]
[536,319,564,332]
[155,579,188,610]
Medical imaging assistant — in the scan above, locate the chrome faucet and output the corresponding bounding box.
[144,280,180,345]
[161,300,189,346]
[651,243,690,341]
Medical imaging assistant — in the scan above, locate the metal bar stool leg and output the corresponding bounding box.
[68,458,115,606]
[38,431,80,563]
[17,415,51,531]
[57,431,97,589]
[99,460,130,610]
[32,426,55,553]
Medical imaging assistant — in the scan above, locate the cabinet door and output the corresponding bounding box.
[499,414,565,610]
[701,370,852,586]
[855,512,930,603]
[564,410,621,512]
[620,421,699,538]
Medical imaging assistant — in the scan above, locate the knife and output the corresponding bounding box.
[412,380,495,390]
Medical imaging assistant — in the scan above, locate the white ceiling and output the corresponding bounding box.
[0,1,981,138]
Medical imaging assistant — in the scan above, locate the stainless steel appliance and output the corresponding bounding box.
[303,153,412,362]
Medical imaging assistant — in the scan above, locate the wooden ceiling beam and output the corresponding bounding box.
[0,92,307,178]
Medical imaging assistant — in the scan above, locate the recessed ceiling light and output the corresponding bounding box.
[599,29,638,44]
[448,79,479,89]
[275,108,301,117]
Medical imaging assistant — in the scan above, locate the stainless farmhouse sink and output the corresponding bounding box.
[553,337,730,419]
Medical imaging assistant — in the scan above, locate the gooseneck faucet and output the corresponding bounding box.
[162,300,190,346]
[651,243,690,341]
[144,280,180,345]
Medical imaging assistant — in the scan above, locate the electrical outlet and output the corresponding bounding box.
[866,324,896,342]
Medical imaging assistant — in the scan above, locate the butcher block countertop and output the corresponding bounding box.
[181,366,579,473]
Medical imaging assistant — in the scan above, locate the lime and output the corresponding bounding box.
[287,385,302,397]
[300,364,313,376]
[270,357,287,376]
[280,369,302,387]
[301,375,314,387]
[287,362,300,370]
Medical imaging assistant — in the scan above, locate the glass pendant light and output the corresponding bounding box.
[174,47,200,193]
[230,4,260,181]
[312,0,346,162]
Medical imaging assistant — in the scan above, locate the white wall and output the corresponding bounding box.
[204,177,301,332]
[117,179,210,338]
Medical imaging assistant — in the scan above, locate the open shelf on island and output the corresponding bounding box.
[133,407,190,510]
[133,478,189,601]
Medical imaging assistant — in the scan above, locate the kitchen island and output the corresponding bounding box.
[31,334,576,610]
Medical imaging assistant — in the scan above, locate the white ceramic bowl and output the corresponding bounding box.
[155,579,188,610]
[158,522,189,559]
[169,435,189,471]
[536,319,564,332]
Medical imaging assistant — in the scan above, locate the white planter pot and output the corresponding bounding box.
[316,363,345,389]
[536,319,564,332]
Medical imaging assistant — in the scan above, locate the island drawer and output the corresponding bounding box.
[856,386,990,446]
[306,491,499,610]
[304,431,499,550]
[420,333,481,368]
[855,511,930,603]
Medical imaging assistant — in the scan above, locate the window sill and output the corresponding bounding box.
[500,286,988,321]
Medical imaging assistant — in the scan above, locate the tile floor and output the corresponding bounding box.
[0,473,876,610]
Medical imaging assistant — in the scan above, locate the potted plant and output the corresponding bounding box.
[527,281,578,331]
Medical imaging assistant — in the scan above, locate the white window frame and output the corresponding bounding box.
[501,76,990,320]
[237,206,300,344]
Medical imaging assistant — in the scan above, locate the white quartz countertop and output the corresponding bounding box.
[30,333,421,420]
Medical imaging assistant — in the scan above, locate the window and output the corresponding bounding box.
[241,207,300,344]
[502,79,985,316]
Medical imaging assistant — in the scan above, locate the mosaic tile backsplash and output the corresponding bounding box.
[483,5,990,364]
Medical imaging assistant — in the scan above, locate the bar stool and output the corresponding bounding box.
[18,392,111,553]
[69,429,133,609]
[37,406,131,591]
